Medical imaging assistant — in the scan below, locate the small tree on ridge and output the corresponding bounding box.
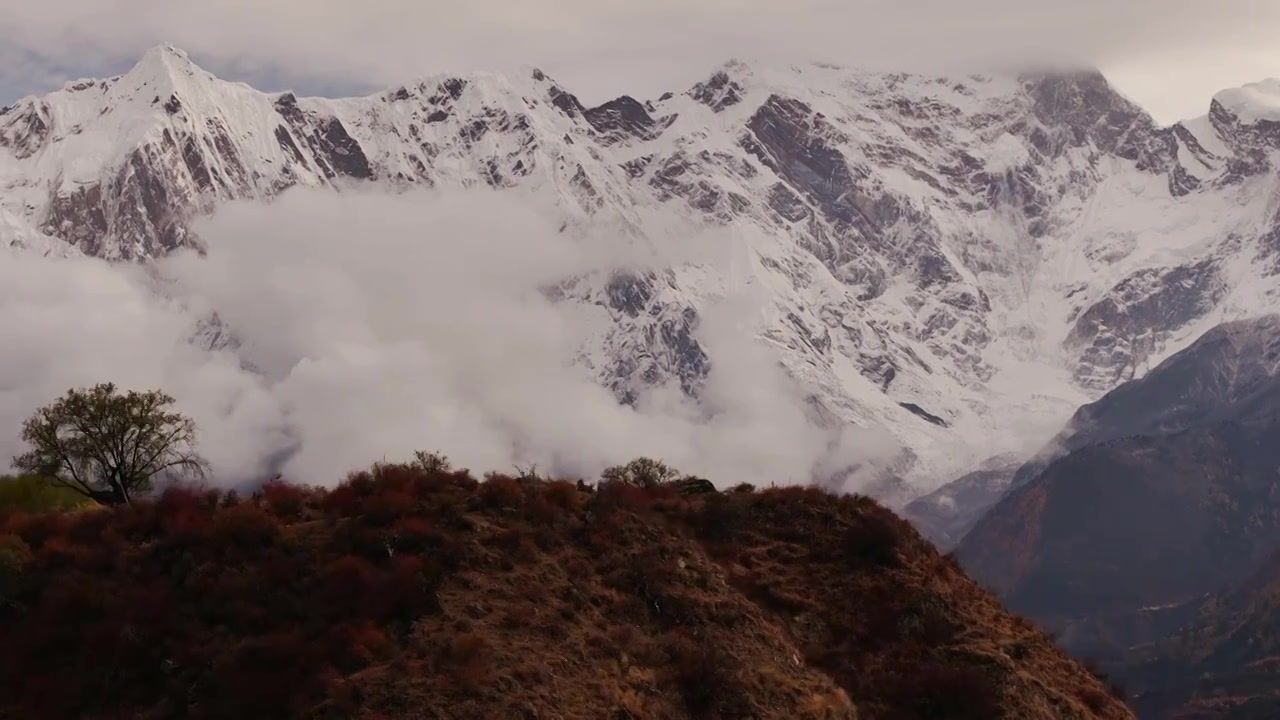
[13,383,208,506]
[601,457,681,489]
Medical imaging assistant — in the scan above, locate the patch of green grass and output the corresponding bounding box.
[0,475,95,513]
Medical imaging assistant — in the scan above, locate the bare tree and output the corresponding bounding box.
[601,457,681,489]
[13,383,208,506]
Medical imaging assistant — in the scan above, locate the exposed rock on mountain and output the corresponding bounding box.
[5,46,1280,489]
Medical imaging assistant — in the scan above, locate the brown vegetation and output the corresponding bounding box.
[0,457,1132,719]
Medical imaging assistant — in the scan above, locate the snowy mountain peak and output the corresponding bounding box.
[123,44,207,88]
[1213,78,1280,125]
[6,48,1280,490]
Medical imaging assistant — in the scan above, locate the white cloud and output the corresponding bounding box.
[0,251,289,482]
[0,187,897,491]
[0,0,1277,122]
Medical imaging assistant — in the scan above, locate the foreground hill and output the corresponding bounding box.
[0,460,1130,719]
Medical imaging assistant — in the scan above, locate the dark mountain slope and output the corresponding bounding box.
[957,316,1280,670]
[1124,550,1280,718]
[953,318,1280,718]
[961,417,1280,637]
[1010,314,1280,489]
[905,314,1280,547]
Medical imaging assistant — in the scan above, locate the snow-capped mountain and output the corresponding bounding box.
[4,45,1280,490]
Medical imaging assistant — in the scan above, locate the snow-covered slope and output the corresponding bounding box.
[5,46,1280,492]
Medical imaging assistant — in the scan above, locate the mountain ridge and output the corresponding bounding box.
[954,314,1280,710]
[5,46,1280,493]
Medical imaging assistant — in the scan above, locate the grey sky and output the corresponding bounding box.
[1,0,1277,124]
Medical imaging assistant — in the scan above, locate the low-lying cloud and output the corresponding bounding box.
[0,187,895,490]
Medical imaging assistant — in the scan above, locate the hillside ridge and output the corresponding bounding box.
[0,458,1133,719]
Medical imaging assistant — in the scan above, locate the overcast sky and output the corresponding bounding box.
[0,0,1277,124]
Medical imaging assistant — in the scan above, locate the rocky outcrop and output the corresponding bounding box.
[688,69,743,112]
[1066,260,1228,390]
[581,95,674,143]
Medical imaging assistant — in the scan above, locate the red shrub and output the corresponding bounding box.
[389,516,439,554]
[371,462,420,496]
[64,508,115,546]
[9,511,69,550]
[345,471,377,497]
[445,470,480,493]
[323,482,363,518]
[380,554,443,621]
[479,474,524,509]
[543,480,583,511]
[593,481,658,513]
[327,621,391,673]
[211,504,281,550]
[411,465,468,497]
[35,535,96,570]
[113,501,162,540]
[338,524,396,561]
[114,578,178,630]
[156,486,215,541]
[524,494,561,527]
[361,490,416,528]
[320,555,379,618]
[205,631,323,719]
[260,479,308,520]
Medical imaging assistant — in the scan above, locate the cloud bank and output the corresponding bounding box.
[0,188,895,490]
[0,0,1277,123]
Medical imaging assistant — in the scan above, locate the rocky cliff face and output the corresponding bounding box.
[5,46,1280,489]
